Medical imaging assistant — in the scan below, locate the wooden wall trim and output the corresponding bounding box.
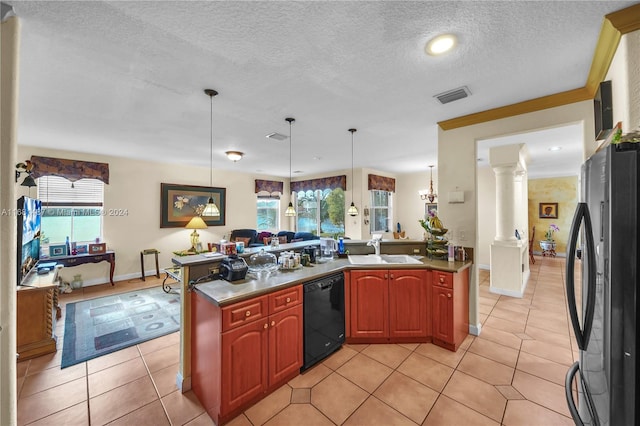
[438,87,591,130]
[438,3,640,131]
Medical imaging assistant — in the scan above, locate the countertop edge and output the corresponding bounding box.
[192,258,473,307]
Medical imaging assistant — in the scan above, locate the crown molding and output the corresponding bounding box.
[438,3,640,131]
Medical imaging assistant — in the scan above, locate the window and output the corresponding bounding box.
[37,176,104,244]
[296,188,345,237]
[370,190,392,233]
[257,197,279,232]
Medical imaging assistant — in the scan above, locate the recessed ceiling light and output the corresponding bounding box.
[548,146,562,152]
[313,156,322,161]
[425,34,457,56]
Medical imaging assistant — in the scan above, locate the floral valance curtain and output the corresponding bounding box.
[291,175,346,193]
[255,179,283,198]
[368,174,395,192]
[30,155,110,184]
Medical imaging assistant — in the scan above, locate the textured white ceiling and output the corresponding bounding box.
[10,1,635,178]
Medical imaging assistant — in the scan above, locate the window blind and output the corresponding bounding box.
[37,176,104,206]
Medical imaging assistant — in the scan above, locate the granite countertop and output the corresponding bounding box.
[192,256,472,307]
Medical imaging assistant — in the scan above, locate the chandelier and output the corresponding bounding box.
[419,165,437,203]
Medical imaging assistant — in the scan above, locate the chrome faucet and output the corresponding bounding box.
[367,235,382,256]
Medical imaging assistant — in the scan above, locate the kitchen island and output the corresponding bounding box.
[175,240,472,425]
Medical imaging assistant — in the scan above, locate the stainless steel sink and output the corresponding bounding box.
[348,255,387,265]
[380,254,423,264]
[348,254,423,265]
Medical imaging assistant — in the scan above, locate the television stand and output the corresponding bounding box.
[17,270,59,361]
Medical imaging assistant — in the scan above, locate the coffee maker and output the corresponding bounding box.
[302,246,318,263]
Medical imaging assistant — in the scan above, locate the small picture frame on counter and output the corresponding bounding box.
[89,243,106,254]
[76,244,88,255]
[49,244,68,257]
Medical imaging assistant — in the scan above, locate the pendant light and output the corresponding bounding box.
[284,117,296,217]
[202,89,220,217]
[419,165,437,203]
[347,128,359,216]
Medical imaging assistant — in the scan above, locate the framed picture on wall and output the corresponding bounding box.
[539,202,558,219]
[425,203,438,217]
[160,183,226,228]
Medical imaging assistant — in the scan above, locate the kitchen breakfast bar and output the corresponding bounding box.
[172,240,473,425]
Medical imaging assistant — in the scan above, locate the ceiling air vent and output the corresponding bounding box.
[434,86,471,104]
[266,132,288,141]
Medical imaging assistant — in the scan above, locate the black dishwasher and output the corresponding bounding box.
[302,272,345,371]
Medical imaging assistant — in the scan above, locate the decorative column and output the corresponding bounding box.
[489,144,529,298]
[493,165,518,241]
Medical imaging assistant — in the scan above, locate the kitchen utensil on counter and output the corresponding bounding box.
[219,255,248,281]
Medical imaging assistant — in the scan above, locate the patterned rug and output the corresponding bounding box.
[61,286,180,368]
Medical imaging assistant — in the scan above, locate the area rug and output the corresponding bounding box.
[61,286,180,368]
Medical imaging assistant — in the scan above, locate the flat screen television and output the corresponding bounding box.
[594,80,613,140]
[17,196,42,285]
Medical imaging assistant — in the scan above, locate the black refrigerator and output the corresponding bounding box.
[565,143,639,425]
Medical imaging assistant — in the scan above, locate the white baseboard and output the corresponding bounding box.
[469,323,482,336]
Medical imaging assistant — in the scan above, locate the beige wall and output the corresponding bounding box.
[438,100,595,331]
[607,31,640,133]
[527,176,579,255]
[16,146,286,286]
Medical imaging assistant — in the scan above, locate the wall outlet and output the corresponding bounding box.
[459,230,466,241]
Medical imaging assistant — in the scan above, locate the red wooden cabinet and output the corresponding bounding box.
[431,286,453,343]
[389,270,429,338]
[431,269,469,351]
[221,318,269,413]
[192,285,303,425]
[349,270,389,340]
[268,304,303,384]
[349,269,428,343]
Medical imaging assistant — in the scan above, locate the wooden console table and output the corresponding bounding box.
[46,250,116,285]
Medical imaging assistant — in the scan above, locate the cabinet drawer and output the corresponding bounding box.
[222,295,268,331]
[269,285,302,314]
[433,271,453,289]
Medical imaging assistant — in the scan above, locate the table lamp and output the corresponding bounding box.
[185,216,207,251]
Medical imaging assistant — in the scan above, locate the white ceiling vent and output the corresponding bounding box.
[266,132,288,141]
[434,86,471,104]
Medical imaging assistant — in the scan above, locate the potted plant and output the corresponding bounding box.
[611,127,640,151]
[540,224,559,252]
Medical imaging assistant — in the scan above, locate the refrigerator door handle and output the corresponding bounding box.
[566,202,597,350]
[566,361,600,426]
[565,362,585,426]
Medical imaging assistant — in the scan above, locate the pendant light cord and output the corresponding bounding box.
[210,94,213,187]
[349,128,357,203]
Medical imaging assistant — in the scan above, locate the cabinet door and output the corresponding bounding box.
[389,270,428,338]
[221,319,269,414]
[268,304,303,385]
[432,286,454,344]
[349,270,388,338]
